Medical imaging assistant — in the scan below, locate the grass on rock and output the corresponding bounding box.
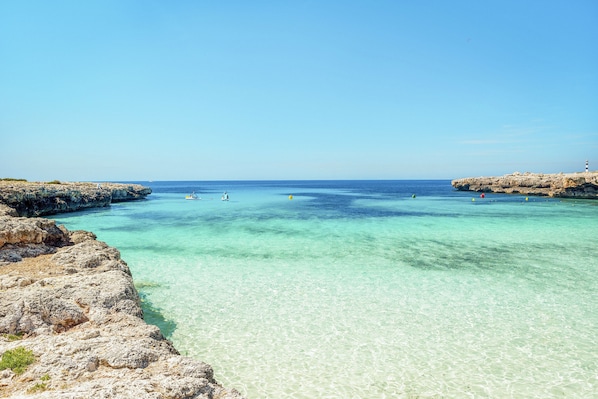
[0,347,36,375]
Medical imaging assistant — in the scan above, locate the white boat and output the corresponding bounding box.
[185,192,200,200]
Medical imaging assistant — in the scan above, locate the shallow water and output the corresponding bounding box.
[52,180,598,398]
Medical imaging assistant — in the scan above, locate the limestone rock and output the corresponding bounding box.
[0,204,17,217]
[0,216,69,247]
[0,181,151,217]
[0,217,71,264]
[451,172,598,199]
[0,215,245,398]
[109,184,153,202]
[68,230,97,245]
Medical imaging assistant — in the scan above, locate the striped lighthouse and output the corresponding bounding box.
[586,160,589,173]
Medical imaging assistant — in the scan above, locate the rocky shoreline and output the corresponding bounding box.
[0,182,244,398]
[0,181,153,217]
[451,171,598,199]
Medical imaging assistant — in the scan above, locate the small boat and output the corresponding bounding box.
[185,192,200,200]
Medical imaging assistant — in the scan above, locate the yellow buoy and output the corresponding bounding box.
[525,197,528,201]
[289,195,293,200]
[472,198,475,202]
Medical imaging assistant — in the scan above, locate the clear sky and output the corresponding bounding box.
[1,1,597,181]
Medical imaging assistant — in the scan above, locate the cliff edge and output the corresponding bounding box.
[0,189,245,398]
[451,172,598,199]
[0,181,152,217]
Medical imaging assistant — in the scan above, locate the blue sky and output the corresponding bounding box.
[1,1,597,181]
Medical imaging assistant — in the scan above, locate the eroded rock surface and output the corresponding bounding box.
[0,181,152,217]
[0,216,244,398]
[0,216,71,263]
[451,171,598,199]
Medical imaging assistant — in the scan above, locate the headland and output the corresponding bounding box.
[0,180,152,217]
[451,171,598,199]
[0,181,244,398]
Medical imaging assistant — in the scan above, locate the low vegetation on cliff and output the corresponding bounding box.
[0,347,35,375]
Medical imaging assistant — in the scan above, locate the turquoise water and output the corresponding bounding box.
[52,181,598,398]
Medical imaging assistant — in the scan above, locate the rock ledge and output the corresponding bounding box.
[451,172,598,199]
[0,181,152,217]
[0,185,245,398]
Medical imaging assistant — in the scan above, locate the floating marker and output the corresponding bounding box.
[480,193,485,198]
[525,197,528,201]
[412,194,416,198]
[472,198,475,202]
[289,195,293,200]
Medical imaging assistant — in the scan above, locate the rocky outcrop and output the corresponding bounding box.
[0,182,152,217]
[0,216,71,263]
[451,172,598,199]
[0,192,245,398]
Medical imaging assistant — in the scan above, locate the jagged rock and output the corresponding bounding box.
[68,230,97,244]
[451,172,598,199]
[0,217,72,264]
[50,240,129,273]
[0,204,17,217]
[0,212,245,398]
[0,216,70,247]
[110,184,153,202]
[0,181,151,217]
[0,241,141,335]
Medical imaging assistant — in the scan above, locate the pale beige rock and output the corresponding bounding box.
[0,215,245,398]
[0,204,17,217]
[0,217,71,264]
[68,230,96,245]
[451,171,598,199]
[0,216,69,247]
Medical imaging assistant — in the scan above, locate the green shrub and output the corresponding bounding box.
[0,347,35,375]
[27,382,48,393]
[2,333,24,341]
[0,178,27,182]
[46,180,62,184]
[27,374,51,393]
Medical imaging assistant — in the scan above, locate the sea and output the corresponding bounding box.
[51,180,598,399]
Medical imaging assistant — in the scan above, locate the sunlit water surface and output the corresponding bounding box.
[52,181,598,398]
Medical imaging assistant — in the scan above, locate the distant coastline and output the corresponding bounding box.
[451,171,598,199]
[0,180,152,217]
